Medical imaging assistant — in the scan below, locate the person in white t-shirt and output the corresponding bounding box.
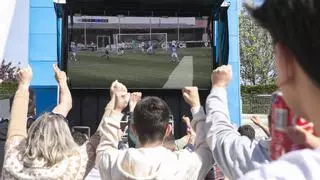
[239,0,320,179]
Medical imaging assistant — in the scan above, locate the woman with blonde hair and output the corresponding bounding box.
[1,65,100,179]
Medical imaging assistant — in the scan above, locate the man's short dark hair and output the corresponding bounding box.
[133,96,170,145]
[238,125,255,141]
[247,0,320,86]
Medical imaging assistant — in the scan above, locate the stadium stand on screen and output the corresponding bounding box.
[68,16,212,89]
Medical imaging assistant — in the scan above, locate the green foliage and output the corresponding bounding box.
[241,84,278,95]
[0,82,18,99]
[0,59,19,83]
[241,94,272,114]
[239,10,276,85]
[241,84,277,114]
[0,59,19,99]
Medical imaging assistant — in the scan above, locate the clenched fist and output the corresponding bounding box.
[110,80,127,97]
[17,66,33,87]
[114,91,130,113]
[211,65,232,88]
[182,87,200,108]
[182,116,196,145]
[53,64,67,84]
[129,92,142,112]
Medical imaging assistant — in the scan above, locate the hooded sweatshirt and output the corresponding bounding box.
[239,147,320,179]
[96,107,213,180]
[205,88,271,180]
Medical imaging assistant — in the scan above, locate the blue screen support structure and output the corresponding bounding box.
[227,0,241,126]
[29,0,59,115]
[213,0,241,126]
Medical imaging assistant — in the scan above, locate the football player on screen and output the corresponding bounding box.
[70,42,78,62]
[101,45,110,60]
[170,41,179,62]
[147,41,154,55]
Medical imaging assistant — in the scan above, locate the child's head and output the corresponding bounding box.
[238,125,256,141]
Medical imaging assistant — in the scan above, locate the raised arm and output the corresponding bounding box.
[7,66,32,139]
[174,116,196,150]
[100,80,128,119]
[97,81,128,153]
[52,64,72,117]
[182,86,214,180]
[251,116,270,137]
[129,92,142,113]
[96,85,130,179]
[205,65,270,179]
[98,90,130,152]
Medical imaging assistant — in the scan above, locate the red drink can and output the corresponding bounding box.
[270,92,314,160]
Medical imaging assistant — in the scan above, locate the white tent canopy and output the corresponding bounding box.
[0,1,16,62]
[0,0,65,68]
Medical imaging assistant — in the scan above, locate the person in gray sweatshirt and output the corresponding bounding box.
[204,65,271,180]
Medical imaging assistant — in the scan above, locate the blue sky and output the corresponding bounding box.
[2,0,29,68]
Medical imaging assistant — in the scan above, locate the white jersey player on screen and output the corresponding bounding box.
[70,42,78,61]
[147,41,153,54]
[170,41,179,62]
[100,45,110,60]
[118,42,125,55]
[140,42,145,52]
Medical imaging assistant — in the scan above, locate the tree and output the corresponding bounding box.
[239,10,276,85]
[0,59,20,83]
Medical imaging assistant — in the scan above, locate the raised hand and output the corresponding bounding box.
[211,65,232,88]
[129,92,142,112]
[17,65,33,87]
[250,116,262,126]
[108,81,128,110]
[287,123,316,146]
[52,64,72,117]
[110,80,127,97]
[182,116,196,145]
[53,64,67,84]
[114,91,130,113]
[182,116,191,127]
[182,87,200,108]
